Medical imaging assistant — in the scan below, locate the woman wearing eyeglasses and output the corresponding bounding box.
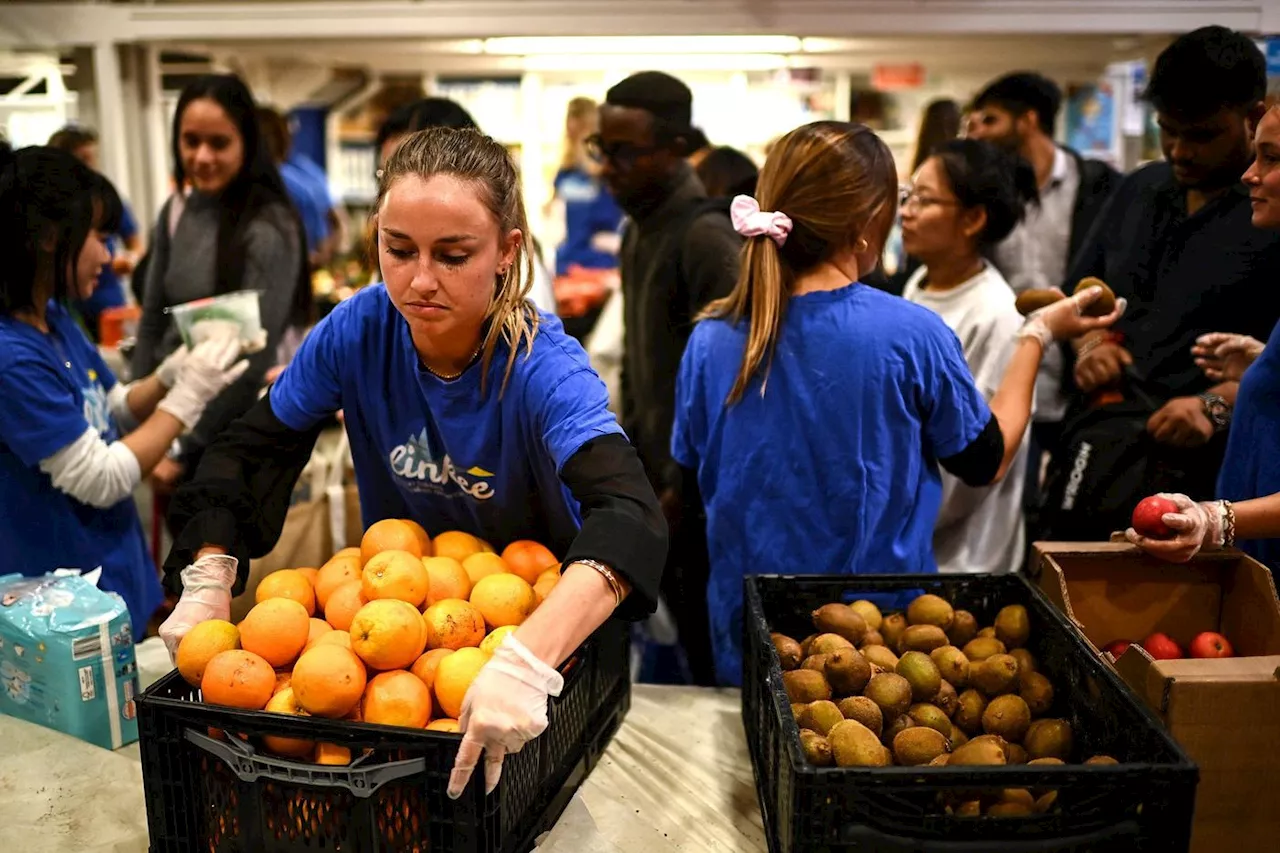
[900,140,1039,574]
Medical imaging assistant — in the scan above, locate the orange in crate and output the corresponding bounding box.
[239,598,310,668]
[422,556,472,606]
[262,687,314,757]
[255,569,316,615]
[361,519,424,564]
[362,550,430,607]
[501,540,559,585]
[201,649,275,710]
[316,553,362,610]
[292,645,367,718]
[433,530,482,562]
[350,600,427,671]
[362,670,432,728]
[422,599,486,650]
[315,742,351,765]
[175,619,240,687]
[324,581,367,631]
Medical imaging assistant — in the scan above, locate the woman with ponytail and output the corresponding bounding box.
[0,146,248,635]
[900,139,1040,575]
[671,122,1123,684]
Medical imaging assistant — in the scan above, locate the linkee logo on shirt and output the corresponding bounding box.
[388,428,495,500]
[81,370,111,436]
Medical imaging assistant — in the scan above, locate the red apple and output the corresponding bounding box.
[1132,496,1180,539]
[1102,640,1132,658]
[1141,632,1183,660]
[1189,631,1234,659]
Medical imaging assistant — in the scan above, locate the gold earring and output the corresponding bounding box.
[855,238,869,252]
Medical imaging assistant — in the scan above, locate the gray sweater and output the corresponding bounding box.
[132,191,302,456]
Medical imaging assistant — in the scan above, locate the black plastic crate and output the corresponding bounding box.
[743,574,1198,853]
[138,618,630,853]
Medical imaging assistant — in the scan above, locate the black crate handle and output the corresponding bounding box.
[840,818,1141,851]
[184,728,427,798]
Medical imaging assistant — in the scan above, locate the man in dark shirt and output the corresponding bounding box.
[596,72,741,684]
[1044,26,1280,537]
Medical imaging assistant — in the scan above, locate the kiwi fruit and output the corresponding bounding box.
[801,654,830,672]
[1075,276,1116,317]
[896,651,943,702]
[906,594,955,631]
[798,700,845,736]
[1000,789,1035,809]
[955,800,983,817]
[893,726,950,766]
[993,605,1031,649]
[809,633,855,656]
[908,703,952,737]
[800,634,818,657]
[988,802,1033,818]
[949,724,969,748]
[860,645,900,671]
[799,730,833,766]
[825,649,873,696]
[953,689,988,735]
[860,629,884,648]
[946,610,979,647]
[881,613,908,649]
[1025,719,1074,761]
[830,720,891,767]
[783,669,831,703]
[933,679,959,718]
[849,600,883,631]
[977,627,997,639]
[837,696,883,737]
[930,645,970,689]
[791,702,806,719]
[812,603,867,646]
[849,596,880,630]
[971,655,1020,696]
[928,753,951,767]
[949,737,1007,766]
[863,672,913,721]
[771,634,804,671]
[1034,791,1059,813]
[1027,757,1065,767]
[1019,672,1055,716]
[1006,743,1029,765]
[901,624,949,654]
[881,712,915,747]
[982,695,1032,742]
[1015,288,1066,317]
[1010,648,1038,680]
[1085,754,1119,765]
[962,637,1007,661]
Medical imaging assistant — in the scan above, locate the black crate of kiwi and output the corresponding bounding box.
[742,573,1198,853]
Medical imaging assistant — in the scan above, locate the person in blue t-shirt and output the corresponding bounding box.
[671,121,1123,685]
[48,125,143,341]
[258,107,333,267]
[551,97,623,277]
[157,126,666,800]
[0,145,251,637]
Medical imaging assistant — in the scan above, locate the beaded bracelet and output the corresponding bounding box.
[1222,500,1237,549]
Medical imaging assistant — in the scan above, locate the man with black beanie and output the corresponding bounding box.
[596,71,741,685]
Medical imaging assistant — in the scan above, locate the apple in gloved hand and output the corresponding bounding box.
[1132,496,1180,540]
[1189,631,1234,659]
[1141,633,1183,660]
[1102,640,1132,658]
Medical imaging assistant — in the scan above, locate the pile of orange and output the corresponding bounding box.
[176,518,563,764]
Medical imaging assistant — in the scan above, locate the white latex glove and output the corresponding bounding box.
[447,634,565,799]
[158,553,239,660]
[155,346,191,390]
[157,335,250,430]
[1193,332,1265,383]
[1016,286,1128,350]
[1124,493,1226,563]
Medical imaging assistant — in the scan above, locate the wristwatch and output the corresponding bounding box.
[1198,393,1232,433]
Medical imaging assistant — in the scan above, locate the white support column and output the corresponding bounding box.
[833,72,852,122]
[519,71,547,240]
[140,44,171,220]
[92,41,131,196]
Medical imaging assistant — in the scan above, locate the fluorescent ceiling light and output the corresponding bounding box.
[522,53,790,72]
[484,36,802,55]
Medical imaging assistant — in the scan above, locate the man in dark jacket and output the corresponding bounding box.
[596,71,741,684]
[970,71,1120,521]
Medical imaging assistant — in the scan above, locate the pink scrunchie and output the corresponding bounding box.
[730,194,792,247]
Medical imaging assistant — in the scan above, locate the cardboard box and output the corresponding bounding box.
[1036,542,1280,853]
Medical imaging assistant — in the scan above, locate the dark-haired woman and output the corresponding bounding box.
[0,146,248,634]
[132,74,310,499]
[901,139,1038,574]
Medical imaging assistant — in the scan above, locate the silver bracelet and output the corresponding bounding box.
[573,558,625,606]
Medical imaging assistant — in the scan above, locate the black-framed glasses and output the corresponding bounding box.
[584,133,659,168]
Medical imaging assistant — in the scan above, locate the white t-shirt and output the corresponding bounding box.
[903,263,1030,574]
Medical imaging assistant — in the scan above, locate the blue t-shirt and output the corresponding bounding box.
[280,160,330,253]
[270,285,623,551]
[1217,319,1280,568]
[0,302,162,636]
[77,201,138,329]
[553,167,623,276]
[671,283,991,685]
